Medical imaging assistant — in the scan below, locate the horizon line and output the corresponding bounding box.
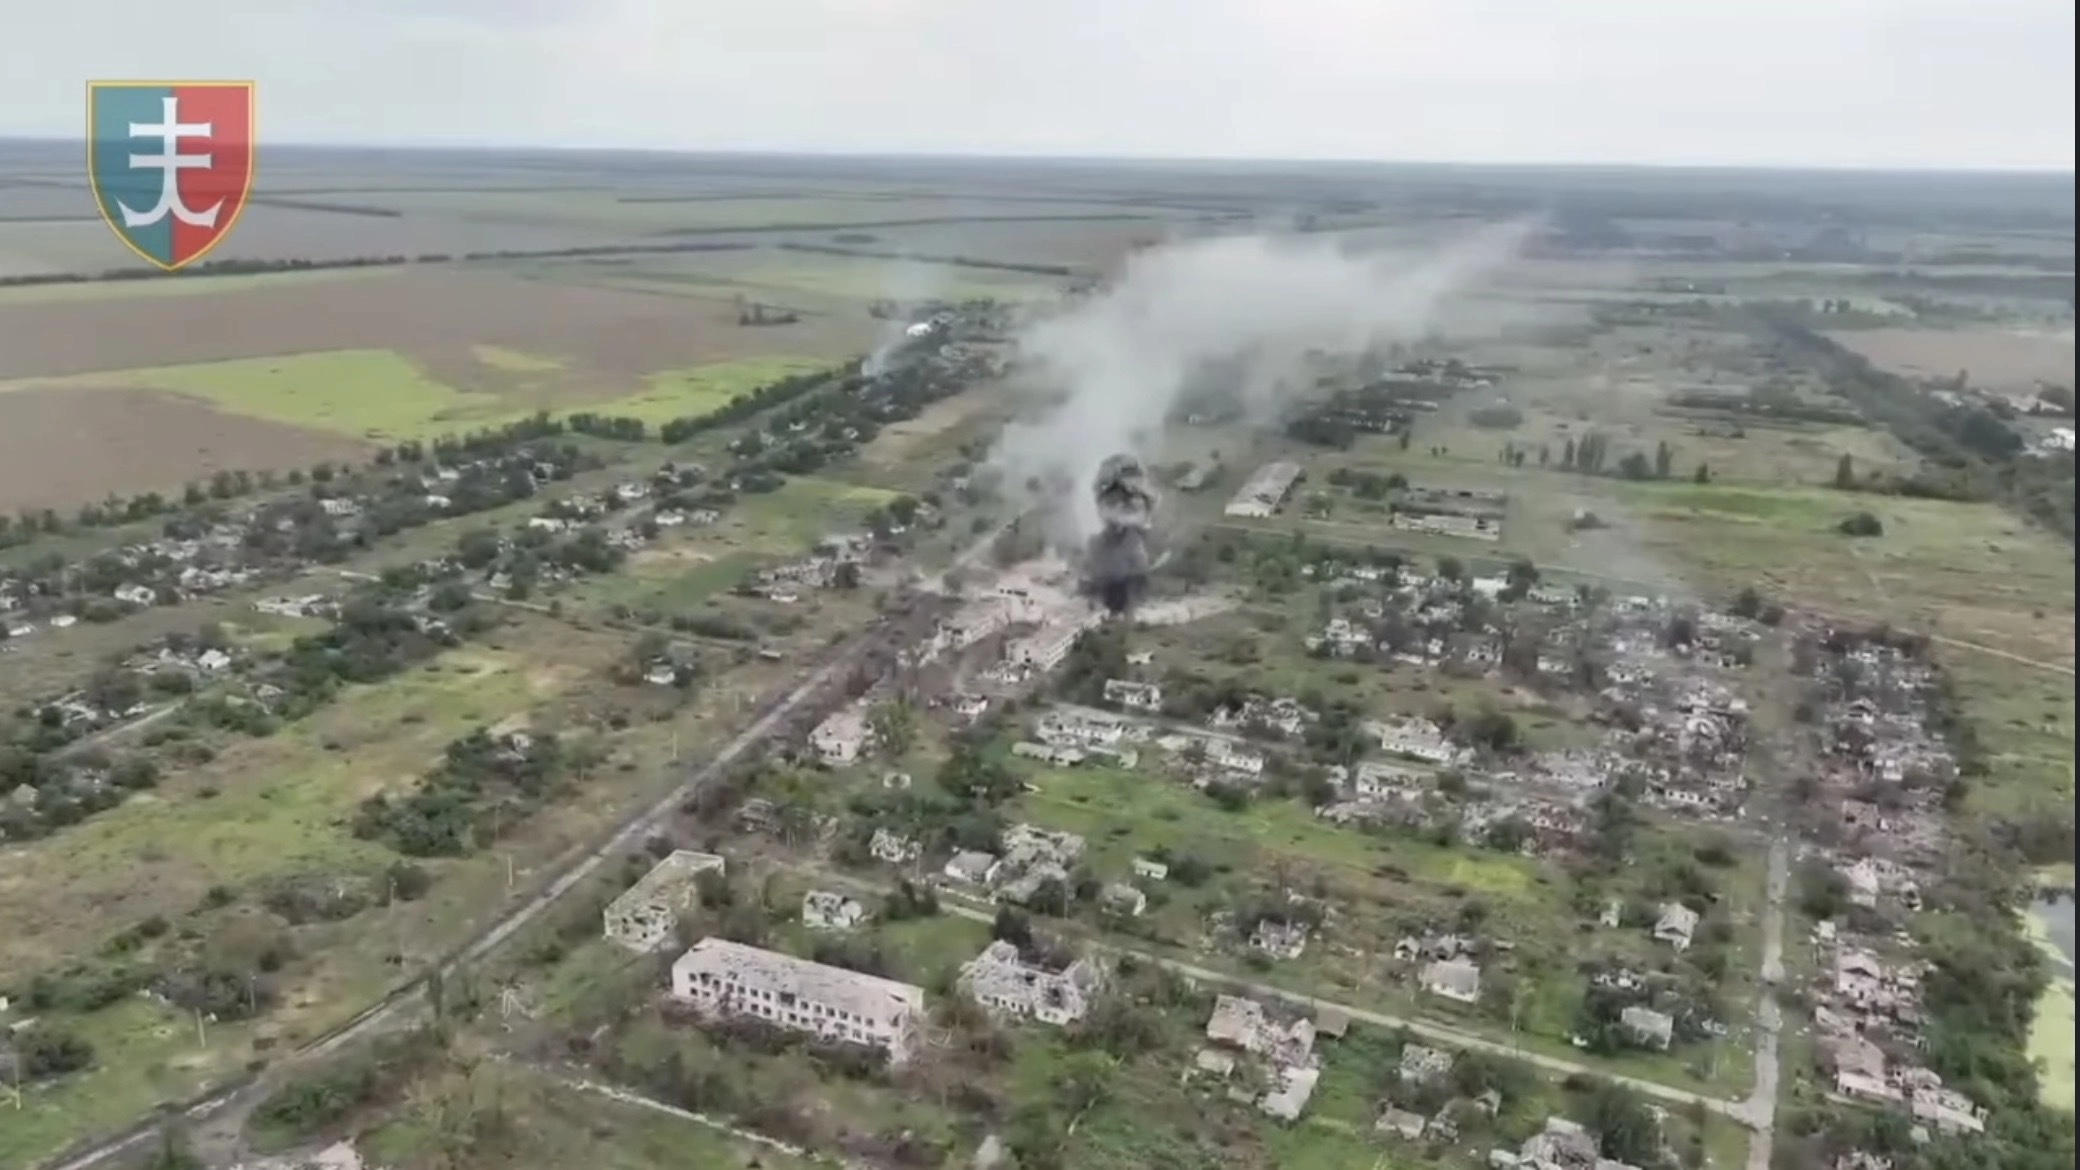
[1,132,2072,178]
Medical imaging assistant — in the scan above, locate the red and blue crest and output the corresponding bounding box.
[88,81,256,271]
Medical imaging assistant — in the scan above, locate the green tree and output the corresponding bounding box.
[1583,1082,1661,1166]
[870,699,917,757]
[1838,511,1884,538]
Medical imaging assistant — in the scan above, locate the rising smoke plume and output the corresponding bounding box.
[1087,452,1159,613]
[992,221,1539,558]
[862,259,952,377]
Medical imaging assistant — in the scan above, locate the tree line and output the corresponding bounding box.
[0,240,758,290]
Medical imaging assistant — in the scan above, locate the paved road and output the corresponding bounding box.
[41,621,889,1170]
[804,867,1754,1123]
[1745,837,1791,1169]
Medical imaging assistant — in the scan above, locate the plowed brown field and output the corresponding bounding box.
[0,268,874,510]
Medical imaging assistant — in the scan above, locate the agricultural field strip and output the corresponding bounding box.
[41,615,890,1170]
[795,864,1758,1123]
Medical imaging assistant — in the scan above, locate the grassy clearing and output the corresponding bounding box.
[0,649,543,1169]
[0,997,226,1170]
[1945,652,2075,818]
[360,1060,817,1170]
[470,345,566,373]
[605,355,829,426]
[732,476,903,545]
[1613,481,2074,661]
[0,647,538,980]
[0,349,504,442]
[1015,763,1542,897]
[0,349,838,447]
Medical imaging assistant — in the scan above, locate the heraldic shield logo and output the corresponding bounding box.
[88,81,256,271]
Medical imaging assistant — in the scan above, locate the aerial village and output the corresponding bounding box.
[0,289,2053,1170]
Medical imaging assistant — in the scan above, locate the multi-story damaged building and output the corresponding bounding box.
[810,704,874,767]
[669,937,928,1064]
[958,939,1105,1026]
[603,850,726,953]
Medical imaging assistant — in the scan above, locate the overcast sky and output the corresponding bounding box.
[12,0,2073,170]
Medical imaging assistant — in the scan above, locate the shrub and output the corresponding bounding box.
[1838,511,1885,537]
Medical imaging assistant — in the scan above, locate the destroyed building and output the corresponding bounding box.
[603,850,726,953]
[959,939,1105,1026]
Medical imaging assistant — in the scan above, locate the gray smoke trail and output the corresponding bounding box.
[992,221,1538,544]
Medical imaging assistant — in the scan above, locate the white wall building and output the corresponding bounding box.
[1102,679,1164,712]
[1008,618,1092,674]
[670,937,927,1064]
[603,850,727,953]
[1224,461,1303,518]
[959,939,1104,1026]
[802,890,869,931]
[810,705,873,767]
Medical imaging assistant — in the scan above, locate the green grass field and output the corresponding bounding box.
[1015,762,1541,897]
[0,348,501,441]
[0,647,545,1170]
[361,1061,819,1170]
[612,355,828,425]
[2023,909,2077,1113]
[1945,652,2075,818]
[0,648,540,981]
[0,349,835,444]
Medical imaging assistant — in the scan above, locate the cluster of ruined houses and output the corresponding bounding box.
[1793,630,1983,1141]
[1488,1114,1651,1170]
[1365,904,1704,1039]
[602,849,1112,1066]
[1189,992,1336,1121]
[8,630,260,748]
[1,446,631,643]
[1811,632,1955,854]
[1812,936,1984,1136]
[1371,1041,1509,1146]
[939,822,1151,917]
[741,532,877,604]
[1302,565,1575,665]
[913,563,1104,684]
[1,525,260,640]
[1058,657,1741,864]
